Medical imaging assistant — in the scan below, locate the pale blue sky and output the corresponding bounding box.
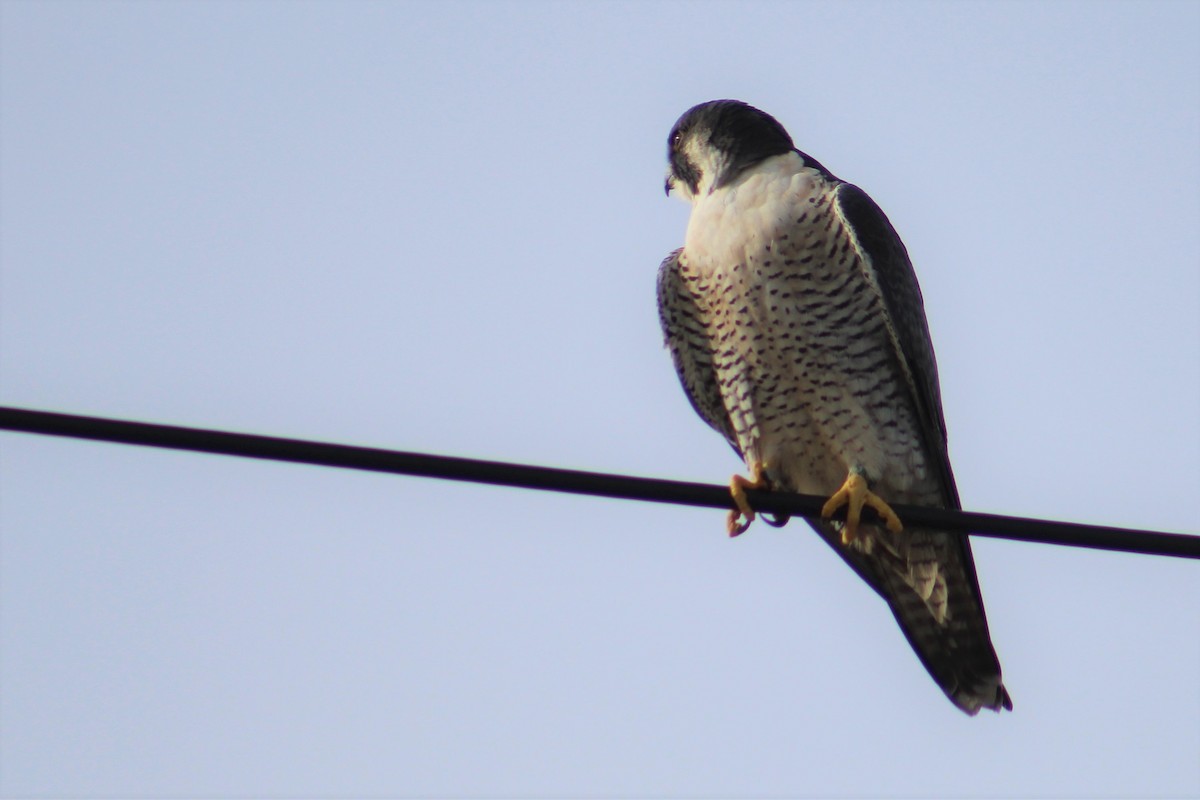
[2,1,1198,797]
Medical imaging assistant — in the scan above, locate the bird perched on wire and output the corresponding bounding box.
[657,99,1011,714]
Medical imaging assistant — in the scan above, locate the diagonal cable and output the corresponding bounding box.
[1,405,1196,560]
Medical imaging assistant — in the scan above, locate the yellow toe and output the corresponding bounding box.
[728,463,769,537]
[821,472,903,544]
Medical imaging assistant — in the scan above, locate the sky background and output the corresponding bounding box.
[2,1,1198,797]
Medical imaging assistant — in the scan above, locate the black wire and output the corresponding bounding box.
[2,405,1197,560]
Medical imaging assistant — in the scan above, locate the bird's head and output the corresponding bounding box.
[664,99,794,202]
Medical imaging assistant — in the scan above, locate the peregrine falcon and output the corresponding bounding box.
[657,99,1011,714]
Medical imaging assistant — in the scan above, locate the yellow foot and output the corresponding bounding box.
[727,463,769,537]
[820,472,903,544]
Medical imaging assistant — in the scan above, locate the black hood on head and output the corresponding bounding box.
[668,100,794,193]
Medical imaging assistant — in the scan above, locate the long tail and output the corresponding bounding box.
[806,518,1012,715]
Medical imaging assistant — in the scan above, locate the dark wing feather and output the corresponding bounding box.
[832,182,1011,713]
[657,248,740,453]
[836,183,957,503]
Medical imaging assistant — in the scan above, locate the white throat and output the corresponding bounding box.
[682,152,818,271]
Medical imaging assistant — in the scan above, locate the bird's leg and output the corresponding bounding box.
[820,470,903,545]
[728,461,769,537]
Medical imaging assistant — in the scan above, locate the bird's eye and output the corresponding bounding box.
[672,132,683,149]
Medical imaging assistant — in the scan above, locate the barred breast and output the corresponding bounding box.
[680,153,942,508]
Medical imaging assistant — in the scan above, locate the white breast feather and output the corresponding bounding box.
[684,152,816,273]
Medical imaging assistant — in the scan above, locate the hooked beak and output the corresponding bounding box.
[664,173,674,197]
